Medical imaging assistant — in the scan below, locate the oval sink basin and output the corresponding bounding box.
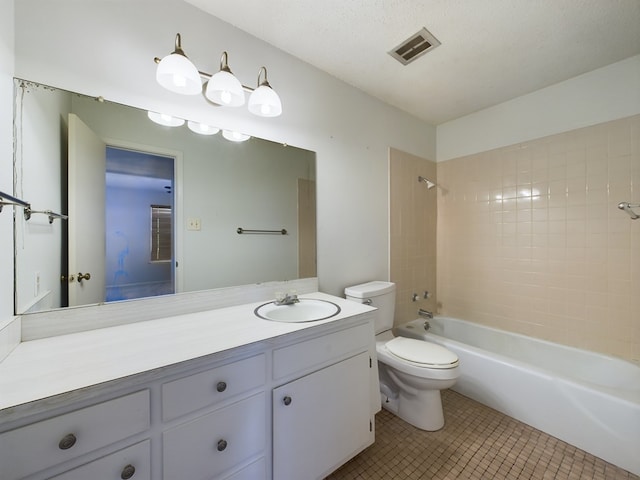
[254,298,341,322]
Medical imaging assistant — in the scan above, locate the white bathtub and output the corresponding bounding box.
[395,317,640,475]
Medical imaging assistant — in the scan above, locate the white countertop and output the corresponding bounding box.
[0,293,373,412]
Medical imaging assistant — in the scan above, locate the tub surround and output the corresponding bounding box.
[0,292,378,480]
[437,114,640,362]
[396,316,640,476]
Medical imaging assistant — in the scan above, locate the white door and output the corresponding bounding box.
[68,113,106,306]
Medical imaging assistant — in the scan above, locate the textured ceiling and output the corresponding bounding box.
[184,0,640,126]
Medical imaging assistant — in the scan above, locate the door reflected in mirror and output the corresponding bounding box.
[13,79,316,314]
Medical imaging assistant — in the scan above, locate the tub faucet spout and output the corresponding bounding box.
[418,309,433,330]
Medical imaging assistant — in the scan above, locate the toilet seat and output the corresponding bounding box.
[386,337,458,369]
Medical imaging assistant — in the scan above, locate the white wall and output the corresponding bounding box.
[437,55,640,161]
[0,0,15,326]
[13,0,437,297]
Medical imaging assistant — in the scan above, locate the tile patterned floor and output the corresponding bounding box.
[326,390,639,480]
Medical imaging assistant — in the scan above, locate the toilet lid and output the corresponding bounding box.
[386,337,459,368]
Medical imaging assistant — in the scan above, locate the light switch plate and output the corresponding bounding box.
[187,218,201,231]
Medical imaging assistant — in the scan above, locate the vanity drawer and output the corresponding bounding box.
[163,392,266,480]
[162,353,265,421]
[0,390,150,480]
[50,440,150,480]
[273,323,370,380]
[222,457,266,480]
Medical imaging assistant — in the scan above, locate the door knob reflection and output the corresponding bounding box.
[77,272,91,282]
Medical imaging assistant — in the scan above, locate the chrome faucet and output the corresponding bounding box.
[418,308,433,319]
[274,293,299,306]
[418,308,433,331]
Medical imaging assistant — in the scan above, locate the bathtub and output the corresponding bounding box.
[395,317,640,475]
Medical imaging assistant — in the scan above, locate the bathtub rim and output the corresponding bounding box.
[394,317,640,405]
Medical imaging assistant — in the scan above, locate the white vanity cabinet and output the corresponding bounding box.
[0,297,376,480]
[272,323,375,480]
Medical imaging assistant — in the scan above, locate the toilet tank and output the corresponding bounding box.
[344,281,396,334]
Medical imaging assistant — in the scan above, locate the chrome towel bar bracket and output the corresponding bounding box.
[0,190,68,223]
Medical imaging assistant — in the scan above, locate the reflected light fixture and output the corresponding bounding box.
[147,111,185,127]
[222,130,251,142]
[187,120,220,135]
[155,33,282,117]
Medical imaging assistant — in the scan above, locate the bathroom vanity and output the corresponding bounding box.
[0,292,378,480]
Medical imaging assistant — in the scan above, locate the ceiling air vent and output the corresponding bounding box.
[388,27,441,66]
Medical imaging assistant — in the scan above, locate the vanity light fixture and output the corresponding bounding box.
[147,111,185,127]
[155,33,283,118]
[248,67,282,117]
[205,52,245,107]
[155,33,202,95]
[187,120,220,136]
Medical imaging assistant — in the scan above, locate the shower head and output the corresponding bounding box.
[418,176,436,190]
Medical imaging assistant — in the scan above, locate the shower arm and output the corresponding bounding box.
[418,176,436,190]
[618,202,640,220]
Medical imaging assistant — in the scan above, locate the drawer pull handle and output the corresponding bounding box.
[217,439,228,452]
[283,396,292,406]
[121,464,136,479]
[216,381,227,393]
[58,433,77,450]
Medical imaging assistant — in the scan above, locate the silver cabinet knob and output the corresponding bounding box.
[216,381,227,392]
[217,439,228,451]
[120,464,136,479]
[58,433,77,450]
[283,396,292,406]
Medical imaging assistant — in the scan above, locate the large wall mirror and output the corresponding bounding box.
[13,79,316,314]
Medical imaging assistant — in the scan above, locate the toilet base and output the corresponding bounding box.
[382,388,445,431]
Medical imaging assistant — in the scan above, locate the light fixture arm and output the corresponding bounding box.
[173,33,186,56]
[219,51,231,73]
[257,66,271,87]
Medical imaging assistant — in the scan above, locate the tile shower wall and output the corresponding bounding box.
[437,114,640,362]
[390,148,438,325]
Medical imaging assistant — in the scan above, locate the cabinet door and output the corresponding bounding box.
[273,352,372,480]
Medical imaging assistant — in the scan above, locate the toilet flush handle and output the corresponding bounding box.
[363,298,372,306]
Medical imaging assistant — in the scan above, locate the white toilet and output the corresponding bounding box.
[345,281,459,431]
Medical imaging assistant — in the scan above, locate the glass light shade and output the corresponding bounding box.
[222,130,251,142]
[205,71,245,107]
[156,53,202,95]
[187,121,220,135]
[147,111,185,127]
[248,85,282,117]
